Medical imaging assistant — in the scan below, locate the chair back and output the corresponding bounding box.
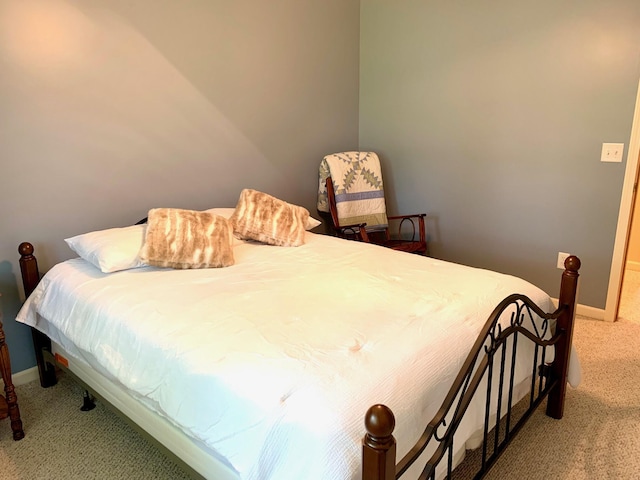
[317,151,388,229]
[317,151,427,254]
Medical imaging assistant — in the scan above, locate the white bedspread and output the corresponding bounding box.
[17,233,580,479]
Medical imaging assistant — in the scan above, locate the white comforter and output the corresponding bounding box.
[17,232,578,479]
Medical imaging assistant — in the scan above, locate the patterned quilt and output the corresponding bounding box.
[317,151,388,229]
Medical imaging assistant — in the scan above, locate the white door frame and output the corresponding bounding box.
[605,78,640,322]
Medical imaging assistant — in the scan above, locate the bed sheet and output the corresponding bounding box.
[17,232,579,479]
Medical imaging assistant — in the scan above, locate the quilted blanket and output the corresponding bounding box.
[317,151,388,229]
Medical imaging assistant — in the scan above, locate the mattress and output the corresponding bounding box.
[17,232,580,479]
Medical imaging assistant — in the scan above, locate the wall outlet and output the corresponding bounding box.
[557,252,571,269]
[601,143,624,162]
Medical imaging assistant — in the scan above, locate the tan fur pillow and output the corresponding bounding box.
[139,208,234,269]
[230,189,310,247]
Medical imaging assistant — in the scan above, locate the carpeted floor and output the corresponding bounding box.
[1,287,639,479]
[619,268,640,324]
[480,269,640,479]
[0,374,191,479]
[483,315,640,480]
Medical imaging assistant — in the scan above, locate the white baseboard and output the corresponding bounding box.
[550,299,605,321]
[0,366,39,390]
[575,303,605,320]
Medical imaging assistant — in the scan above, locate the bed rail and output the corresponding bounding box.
[362,255,580,480]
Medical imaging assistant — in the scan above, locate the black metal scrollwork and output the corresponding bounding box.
[395,295,568,479]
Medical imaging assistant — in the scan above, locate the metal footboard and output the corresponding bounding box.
[363,256,580,480]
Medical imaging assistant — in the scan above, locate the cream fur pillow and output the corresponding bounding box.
[139,208,234,269]
[230,189,310,247]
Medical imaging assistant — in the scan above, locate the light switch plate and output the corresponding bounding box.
[601,143,624,163]
[557,252,570,269]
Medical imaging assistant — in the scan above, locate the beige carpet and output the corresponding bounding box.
[464,270,640,479]
[1,311,638,479]
[618,268,640,324]
[0,374,191,479]
[483,315,640,480]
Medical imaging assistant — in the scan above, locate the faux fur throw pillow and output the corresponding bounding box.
[139,208,235,269]
[230,189,310,247]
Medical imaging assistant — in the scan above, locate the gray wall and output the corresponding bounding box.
[4,0,639,374]
[360,0,640,309]
[0,0,360,373]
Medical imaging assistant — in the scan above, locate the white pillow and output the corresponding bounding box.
[204,207,236,219]
[306,216,322,230]
[65,225,147,273]
[206,207,321,230]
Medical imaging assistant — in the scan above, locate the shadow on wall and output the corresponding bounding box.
[0,260,37,374]
[1,0,360,374]
[0,1,298,220]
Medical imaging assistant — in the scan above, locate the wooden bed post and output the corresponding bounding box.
[18,243,39,298]
[363,404,396,480]
[18,242,57,388]
[546,255,580,420]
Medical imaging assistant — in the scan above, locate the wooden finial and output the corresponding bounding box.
[363,404,396,480]
[18,242,34,257]
[365,404,395,439]
[564,255,581,272]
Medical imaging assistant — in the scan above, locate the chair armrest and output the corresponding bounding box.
[386,214,426,245]
[386,213,427,220]
[334,223,370,242]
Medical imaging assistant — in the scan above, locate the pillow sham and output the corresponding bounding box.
[65,225,147,274]
[229,189,310,247]
[306,215,322,230]
[206,206,321,230]
[139,208,234,269]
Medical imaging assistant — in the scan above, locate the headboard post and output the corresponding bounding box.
[18,242,58,388]
[546,255,581,419]
[18,242,40,298]
[362,404,396,480]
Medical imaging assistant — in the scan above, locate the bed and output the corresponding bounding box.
[15,200,581,480]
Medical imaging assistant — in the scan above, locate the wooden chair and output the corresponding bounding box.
[324,177,428,255]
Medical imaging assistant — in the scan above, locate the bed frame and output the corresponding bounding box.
[18,242,580,480]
